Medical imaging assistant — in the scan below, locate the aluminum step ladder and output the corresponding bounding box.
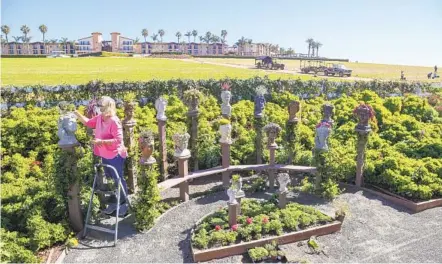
[83,163,131,246]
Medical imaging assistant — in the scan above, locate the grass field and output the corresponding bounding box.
[1,57,300,86]
[193,58,439,82]
[2,57,439,86]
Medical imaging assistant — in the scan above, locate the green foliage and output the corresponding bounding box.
[248,247,269,262]
[191,199,332,249]
[134,165,161,231]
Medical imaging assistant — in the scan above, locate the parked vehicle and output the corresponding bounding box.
[255,56,285,70]
[300,60,326,74]
[324,63,352,77]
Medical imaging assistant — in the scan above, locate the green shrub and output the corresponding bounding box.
[248,247,269,262]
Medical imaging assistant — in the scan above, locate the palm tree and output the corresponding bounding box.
[311,41,317,57]
[141,28,148,44]
[1,25,10,45]
[184,31,191,43]
[204,32,212,44]
[221,30,227,44]
[192,30,198,42]
[287,47,294,55]
[20,25,30,54]
[175,31,182,43]
[158,29,165,42]
[12,36,22,42]
[151,33,158,42]
[210,35,220,44]
[235,36,247,55]
[315,42,322,57]
[39,24,47,53]
[199,36,203,43]
[306,38,314,57]
[60,37,68,53]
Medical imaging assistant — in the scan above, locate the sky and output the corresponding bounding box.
[1,0,441,66]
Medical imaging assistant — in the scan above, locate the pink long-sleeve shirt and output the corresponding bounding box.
[86,115,128,159]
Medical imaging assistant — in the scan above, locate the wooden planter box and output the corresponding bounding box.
[340,182,442,213]
[191,221,342,262]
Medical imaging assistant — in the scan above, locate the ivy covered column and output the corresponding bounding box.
[353,104,375,187]
[286,100,301,164]
[155,97,169,181]
[184,88,202,171]
[123,98,137,194]
[313,122,331,190]
[134,130,160,231]
[264,123,281,189]
[254,87,266,164]
[56,102,83,232]
[220,84,232,188]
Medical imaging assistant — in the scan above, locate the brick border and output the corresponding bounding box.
[191,221,342,262]
[340,182,442,213]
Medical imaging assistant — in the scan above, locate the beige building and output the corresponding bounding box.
[2,41,75,55]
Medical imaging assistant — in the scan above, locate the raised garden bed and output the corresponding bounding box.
[340,182,442,213]
[191,199,342,262]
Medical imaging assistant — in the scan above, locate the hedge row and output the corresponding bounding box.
[1,78,438,108]
[2,55,48,58]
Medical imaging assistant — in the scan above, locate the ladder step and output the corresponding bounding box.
[94,190,115,195]
[85,224,115,234]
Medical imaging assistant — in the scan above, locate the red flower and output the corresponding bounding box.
[221,82,231,91]
[231,224,238,231]
[215,225,222,231]
[246,217,253,224]
[262,217,269,224]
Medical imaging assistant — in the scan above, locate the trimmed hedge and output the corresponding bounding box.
[2,55,48,58]
[1,78,438,108]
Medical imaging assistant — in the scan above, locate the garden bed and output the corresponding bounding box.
[340,182,442,213]
[190,199,342,262]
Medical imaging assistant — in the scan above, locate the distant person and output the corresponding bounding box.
[435,65,438,73]
[428,72,433,79]
[400,71,406,80]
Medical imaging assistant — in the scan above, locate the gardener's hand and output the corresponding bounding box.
[93,139,104,147]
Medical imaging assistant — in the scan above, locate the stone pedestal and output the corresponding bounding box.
[228,202,238,227]
[123,120,137,194]
[278,191,288,209]
[157,119,168,180]
[221,143,231,188]
[355,129,370,187]
[286,119,299,164]
[178,157,190,202]
[59,143,84,232]
[187,111,199,172]
[268,146,277,189]
[255,117,264,164]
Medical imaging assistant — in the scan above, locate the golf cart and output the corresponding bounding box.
[255,56,285,70]
[324,63,352,77]
[300,60,326,74]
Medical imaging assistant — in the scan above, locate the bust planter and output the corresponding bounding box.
[173,132,191,158]
[263,123,282,148]
[139,130,156,165]
[221,89,232,118]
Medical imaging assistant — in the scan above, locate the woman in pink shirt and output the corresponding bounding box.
[74,96,128,215]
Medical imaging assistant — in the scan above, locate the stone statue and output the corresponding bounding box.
[353,104,374,132]
[263,123,282,147]
[254,94,266,118]
[227,188,238,204]
[139,130,156,164]
[288,101,301,123]
[172,132,191,158]
[155,97,167,121]
[314,121,331,151]
[231,176,245,198]
[123,101,136,124]
[219,123,232,144]
[184,88,201,116]
[277,173,290,193]
[57,102,78,146]
[221,90,232,117]
[322,103,334,125]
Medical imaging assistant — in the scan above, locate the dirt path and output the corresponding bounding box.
[182,58,372,81]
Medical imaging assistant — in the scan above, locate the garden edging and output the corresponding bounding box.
[191,221,342,262]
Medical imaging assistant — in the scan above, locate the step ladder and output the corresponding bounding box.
[83,163,131,246]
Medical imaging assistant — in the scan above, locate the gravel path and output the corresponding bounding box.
[64,181,442,263]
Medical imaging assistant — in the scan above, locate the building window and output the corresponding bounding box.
[33,50,38,54]
[9,49,14,54]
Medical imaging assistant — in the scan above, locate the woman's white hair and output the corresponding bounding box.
[100,96,116,117]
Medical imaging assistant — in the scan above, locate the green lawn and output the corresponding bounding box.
[1,57,300,86]
[194,58,438,82]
